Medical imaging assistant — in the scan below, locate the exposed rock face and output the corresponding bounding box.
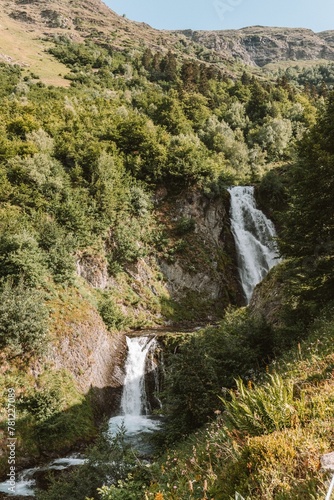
[249,265,284,324]
[160,260,221,300]
[48,305,127,415]
[158,190,243,311]
[318,30,334,49]
[178,26,334,67]
[321,451,334,471]
[76,251,109,290]
[75,189,243,323]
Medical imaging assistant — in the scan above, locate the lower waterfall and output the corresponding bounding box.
[0,337,160,496]
[228,186,280,303]
[108,336,161,451]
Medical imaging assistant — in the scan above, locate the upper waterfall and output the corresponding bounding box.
[228,186,279,303]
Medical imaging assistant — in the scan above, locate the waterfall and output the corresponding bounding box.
[120,336,157,416]
[108,336,161,446]
[0,337,160,496]
[228,186,279,303]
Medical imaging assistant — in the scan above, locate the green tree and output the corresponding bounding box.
[279,92,334,303]
[0,280,48,356]
[281,93,334,257]
[256,117,293,161]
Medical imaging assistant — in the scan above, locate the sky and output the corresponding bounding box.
[105,0,334,33]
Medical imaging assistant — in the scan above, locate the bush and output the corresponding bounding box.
[174,216,196,236]
[98,293,128,330]
[0,228,48,286]
[0,280,49,356]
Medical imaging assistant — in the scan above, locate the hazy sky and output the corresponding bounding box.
[105,0,334,33]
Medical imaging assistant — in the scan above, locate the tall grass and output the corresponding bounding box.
[221,374,298,436]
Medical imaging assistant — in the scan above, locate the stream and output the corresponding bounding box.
[0,336,162,498]
[0,186,280,498]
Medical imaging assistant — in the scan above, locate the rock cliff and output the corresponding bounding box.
[177,26,334,67]
[157,189,243,314]
[47,299,127,415]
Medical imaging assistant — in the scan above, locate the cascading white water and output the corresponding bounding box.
[108,336,161,445]
[228,186,279,303]
[0,457,87,497]
[0,338,160,496]
[120,336,156,416]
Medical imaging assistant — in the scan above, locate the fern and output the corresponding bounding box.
[221,374,297,436]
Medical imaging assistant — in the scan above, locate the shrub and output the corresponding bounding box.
[0,280,49,356]
[98,293,128,330]
[0,228,48,286]
[174,216,196,236]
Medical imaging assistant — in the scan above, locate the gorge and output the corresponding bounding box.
[0,186,280,498]
[0,1,333,497]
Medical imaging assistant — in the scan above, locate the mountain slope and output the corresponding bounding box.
[0,0,227,84]
[2,0,334,86]
[176,26,334,67]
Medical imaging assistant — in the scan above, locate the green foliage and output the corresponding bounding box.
[165,133,213,186]
[21,387,64,425]
[162,309,274,440]
[174,216,196,235]
[48,38,113,69]
[221,375,297,436]
[0,229,48,286]
[109,217,146,266]
[256,167,288,218]
[0,63,22,97]
[0,280,48,356]
[279,91,334,305]
[256,117,293,160]
[98,293,128,330]
[36,217,76,284]
[90,152,128,221]
[279,61,334,92]
[280,92,334,256]
[36,429,137,500]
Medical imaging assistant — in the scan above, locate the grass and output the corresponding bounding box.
[0,12,70,87]
[137,307,334,500]
[263,58,332,72]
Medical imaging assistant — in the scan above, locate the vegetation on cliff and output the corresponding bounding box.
[0,9,334,498]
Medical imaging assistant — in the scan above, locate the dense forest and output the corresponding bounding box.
[0,30,334,500]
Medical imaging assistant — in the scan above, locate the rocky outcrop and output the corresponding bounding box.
[178,26,334,67]
[47,302,127,415]
[75,189,243,324]
[321,452,334,471]
[318,31,334,49]
[76,251,109,290]
[158,190,244,312]
[249,262,286,327]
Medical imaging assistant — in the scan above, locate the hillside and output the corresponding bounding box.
[0,1,333,499]
[177,26,334,67]
[2,0,334,85]
[0,0,229,84]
